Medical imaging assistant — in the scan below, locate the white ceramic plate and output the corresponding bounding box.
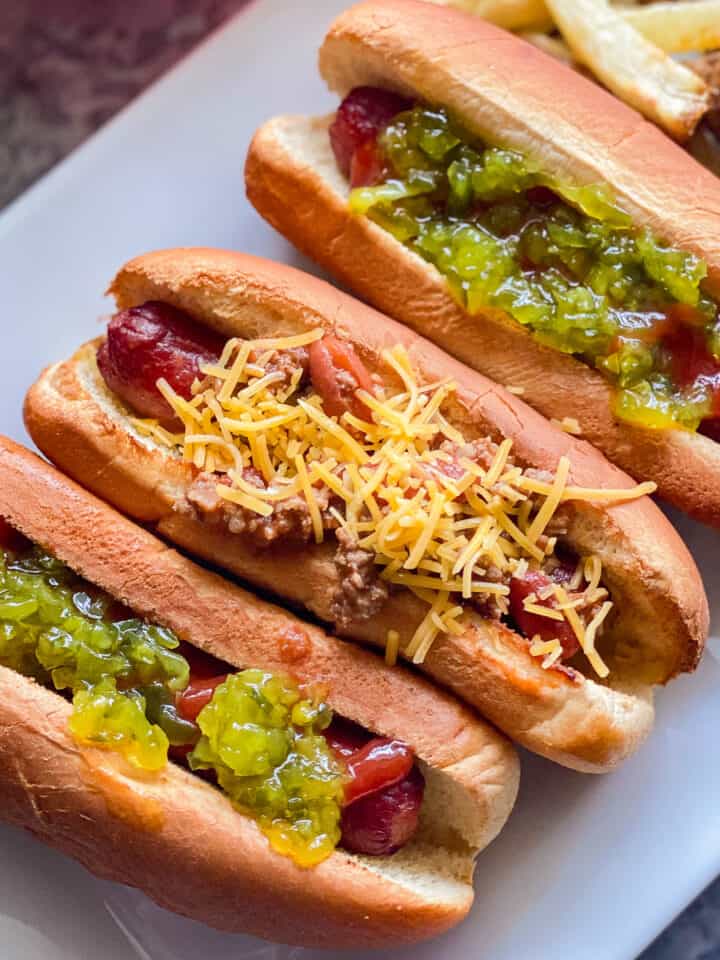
[1,1,719,957]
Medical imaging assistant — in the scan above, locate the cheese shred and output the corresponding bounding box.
[141,331,655,678]
[385,629,401,667]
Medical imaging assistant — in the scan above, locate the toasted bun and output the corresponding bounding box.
[24,249,708,771]
[243,0,720,528]
[0,436,519,947]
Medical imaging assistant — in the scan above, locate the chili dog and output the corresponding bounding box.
[24,249,708,772]
[0,436,518,947]
[244,0,720,528]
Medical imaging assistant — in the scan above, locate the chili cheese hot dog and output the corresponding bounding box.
[0,436,518,948]
[24,249,708,772]
[245,0,720,528]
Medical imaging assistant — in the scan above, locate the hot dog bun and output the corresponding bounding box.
[243,0,720,528]
[0,435,519,947]
[24,249,708,772]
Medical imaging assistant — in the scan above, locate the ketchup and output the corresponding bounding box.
[323,719,416,804]
[665,323,720,408]
[349,139,387,188]
[343,738,415,806]
[329,86,412,186]
[173,676,424,856]
[176,675,227,723]
[175,645,231,722]
[613,304,720,431]
[323,716,375,757]
[323,718,425,857]
[508,569,579,659]
[661,305,720,429]
[308,335,376,420]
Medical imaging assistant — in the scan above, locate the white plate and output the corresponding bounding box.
[1,1,718,958]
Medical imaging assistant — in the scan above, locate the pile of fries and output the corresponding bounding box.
[430,0,720,167]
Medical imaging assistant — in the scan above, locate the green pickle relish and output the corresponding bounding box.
[190,671,344,867]
[0,543,344,865]
[350,104,720,431]
[0,544,188,770]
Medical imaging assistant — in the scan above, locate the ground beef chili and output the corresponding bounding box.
[247,345,310,388]
[181,471,318,546]
[97,300,608,670]
[331,528,390,628]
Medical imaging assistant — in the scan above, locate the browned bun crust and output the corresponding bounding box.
[23,248,708,771]
[243,0,720,528]
[0,673,468,947]
[318,0,720,278]
[0,436,520,947]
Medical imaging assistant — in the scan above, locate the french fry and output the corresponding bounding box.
[435,0,720,54]
[544,0,709,141]
[426,0,553,31]
[623,1,720,54]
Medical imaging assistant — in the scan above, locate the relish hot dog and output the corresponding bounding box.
[0,436,518,947]
[245,0,720,528]
[24,249,708,772]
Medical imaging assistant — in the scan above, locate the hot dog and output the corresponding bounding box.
[0,436,518,947]
[244,0,720,528]
[24,249,708,772]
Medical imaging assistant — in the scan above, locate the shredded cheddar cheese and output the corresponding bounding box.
[551,416,583,435]
[132,330,656,678]
[385,629,400,667]
[529,636,564,669]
